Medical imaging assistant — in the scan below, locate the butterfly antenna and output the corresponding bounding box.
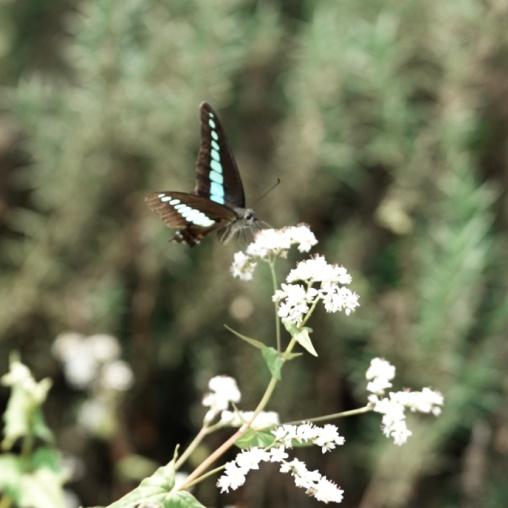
[251,178,281,207]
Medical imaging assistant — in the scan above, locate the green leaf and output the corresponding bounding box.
[32,408,55,444]
[0,454,23,500]
[18,468,67,508]
[261,347,284,379]
[30,447,62,472]
[224,324,265,350]
[105,461,204,508]
[235,429,276,449]
[282,323,318,357]
[1,357,52,450]
[163,491,206,507]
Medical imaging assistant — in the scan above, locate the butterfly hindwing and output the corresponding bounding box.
[194,102,246,208]
[145,191,237,245]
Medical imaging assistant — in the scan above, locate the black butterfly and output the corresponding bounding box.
[145,102,261,246]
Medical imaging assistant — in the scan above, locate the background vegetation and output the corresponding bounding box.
[1,0,507,506]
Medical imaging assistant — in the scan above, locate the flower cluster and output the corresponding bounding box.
[52,332,133,391]
[231,224,317,280]
[53,332,134,438]
[273,423,345,453]
[366,358,444,445]
[202,375,241,423]
[273,256,359,326]
[217,423,345,504]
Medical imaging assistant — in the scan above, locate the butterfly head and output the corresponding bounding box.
[237,207,261,229]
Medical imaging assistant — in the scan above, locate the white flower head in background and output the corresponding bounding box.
[100,360,134,391]
[52,332,133,391]
[366,358,444,446]
[202,375,241,423]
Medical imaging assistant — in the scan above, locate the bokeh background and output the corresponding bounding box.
[1,0,508,506]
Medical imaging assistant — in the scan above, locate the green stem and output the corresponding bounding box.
[21,431,33,458]
[175,425,209,470]
[269,261,281,351]
[301,296,321,328]
[284,404,372,426]
[183,464,226,490]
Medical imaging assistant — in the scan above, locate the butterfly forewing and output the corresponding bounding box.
[194,102,246,208]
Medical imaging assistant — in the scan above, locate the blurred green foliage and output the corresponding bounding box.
[1,0,508,506]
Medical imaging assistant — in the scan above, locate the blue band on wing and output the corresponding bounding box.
[210,170,224,184]
[210,159,222,173]
[210,181,225,204]
[211,148,220,162]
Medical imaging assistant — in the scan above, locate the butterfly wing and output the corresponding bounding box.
[145,191,237,246]
[194,102,246,208]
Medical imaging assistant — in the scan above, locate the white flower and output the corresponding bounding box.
[52,332,124,390]
[230,225,317,271]
[52,332,84,361]
[63,347,99,389]
[366,358,444,445]
[217,443,344,503]
[272,423,345,453]
[88,334,121,362]
[366,358,396,395]
[287,224,318,252]
[235,448,270,471]
[100,360,134,391]
[273,283,318,326]
[287,256,351,284]
[231,251,258,281]
[202,375,241,423]
[313,477,344,504]
[321,284,360,315]
[220,410,279,429]
[392,388,444,416]
[371,395,412,446]
[246,228,292,258]
[314,424,346,453]
[269,446,288,463]
[217,462,247,492]
[281,458,343,504]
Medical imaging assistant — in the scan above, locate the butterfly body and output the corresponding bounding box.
[145,102,261,246]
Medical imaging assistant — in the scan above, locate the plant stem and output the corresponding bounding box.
[21,432,33,458]
[182,464,226,490]
[284,404,372,425]
[175,425,209,470]
[269,261,281,351]
[301,296,321,328]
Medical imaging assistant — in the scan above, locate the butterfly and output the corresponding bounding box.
[145,102,262,246]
